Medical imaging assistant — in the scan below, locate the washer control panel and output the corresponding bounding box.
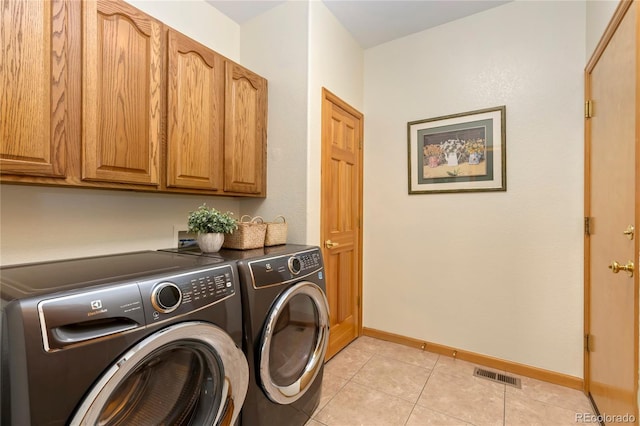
[288,257,302,275]
[151,282,182,313]
[298,251,322,271]
[139,264,236,323]
[249,249,323,289]
[37,264,237,351]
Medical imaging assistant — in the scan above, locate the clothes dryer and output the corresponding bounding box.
[1,251,248,426]
[159,245,330,426]
[229,245,330,426]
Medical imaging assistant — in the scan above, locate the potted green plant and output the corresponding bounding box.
[187,204,238,253]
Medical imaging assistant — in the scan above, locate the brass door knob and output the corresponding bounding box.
[325,240,339,249]
[623,225,635,240]
[609,260,634,277]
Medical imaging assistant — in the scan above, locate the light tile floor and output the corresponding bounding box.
[307,336,595,426]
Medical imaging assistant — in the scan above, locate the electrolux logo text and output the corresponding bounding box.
[88,299,108,317]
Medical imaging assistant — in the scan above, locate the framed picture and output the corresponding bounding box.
[407,106,506,194]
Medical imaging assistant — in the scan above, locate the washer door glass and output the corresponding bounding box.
[72,322,248,426]
[260,281,329,404]
[98,343,220,425]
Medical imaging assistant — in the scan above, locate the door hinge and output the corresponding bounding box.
[584,334,594,352]
[585,100,594,118]
[359,138,363,149]
[584,217,592,236]
[357,296,361,308]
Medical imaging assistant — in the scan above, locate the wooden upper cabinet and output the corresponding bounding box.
[82,0,162,185]
[166,30,224,190]
[1,0,268,196]
[0,0,71,178]
[224,62,267,195]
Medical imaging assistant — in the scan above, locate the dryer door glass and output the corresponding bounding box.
[269,293,318,385]
[71,322,248,426]
[260,281,330,404]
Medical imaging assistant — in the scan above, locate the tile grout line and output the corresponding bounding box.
[348,372,426,406]
[313,349,375,423]
[406,354,474,424]
[374,349,441,370]
[503,385,507,426]
[328,349,440,424]
[327,337,593,426]
[311,370,350,422]
[348,354,436,398]
[401,354,440,426]
[403,404,417,426]
[422,356,506,425]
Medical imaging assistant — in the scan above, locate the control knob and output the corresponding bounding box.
[151,282,182,314]
[288,256,302,275]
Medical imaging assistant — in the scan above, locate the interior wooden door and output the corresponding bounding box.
[166,29,224,190]
[82,0,162,185]
[321,88,363,360]
[585,0,638,420]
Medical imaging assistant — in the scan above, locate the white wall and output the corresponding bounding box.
[363,0,586,377]
[239,0,363,246]
[238,1,310,244]
[586,0,619,61]
[0,185,238,265]
[306,0,364,244]
[127,0,240,61]
[0,0,241,266]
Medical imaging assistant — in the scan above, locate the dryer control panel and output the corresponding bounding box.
[249,249,323,289]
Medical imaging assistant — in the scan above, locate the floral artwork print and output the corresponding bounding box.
[407,106,506,194]
[421,127,487,179]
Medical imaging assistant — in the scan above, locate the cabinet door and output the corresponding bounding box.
[0,0,70,177]
[224,62,267,195]
[166,30,224,190]
[82,0,162,185]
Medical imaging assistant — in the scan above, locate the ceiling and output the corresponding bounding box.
[206,0,511,49]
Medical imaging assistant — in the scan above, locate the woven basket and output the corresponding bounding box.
[223,215,267,250]
[264,216,288,246]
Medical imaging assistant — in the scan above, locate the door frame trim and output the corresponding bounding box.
[583,0,639,408]
[320,87,364,341]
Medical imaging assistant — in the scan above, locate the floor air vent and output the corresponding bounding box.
[473,367,522,388]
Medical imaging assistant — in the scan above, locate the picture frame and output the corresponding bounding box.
[407,106,506,194]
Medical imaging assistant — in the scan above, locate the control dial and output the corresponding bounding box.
[151,282,182,314]
[288,256,302,275]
